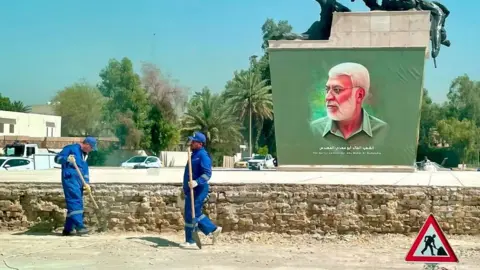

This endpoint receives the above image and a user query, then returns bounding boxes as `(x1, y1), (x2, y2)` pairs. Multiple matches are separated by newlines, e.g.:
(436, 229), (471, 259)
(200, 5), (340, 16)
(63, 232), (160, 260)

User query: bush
(87, 144), (118, 166)
(257, 145), (269, 155)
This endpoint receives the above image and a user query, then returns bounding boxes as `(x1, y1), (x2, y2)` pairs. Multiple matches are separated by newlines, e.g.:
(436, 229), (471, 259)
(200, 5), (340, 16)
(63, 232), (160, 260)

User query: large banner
(269, 48), (425, 166)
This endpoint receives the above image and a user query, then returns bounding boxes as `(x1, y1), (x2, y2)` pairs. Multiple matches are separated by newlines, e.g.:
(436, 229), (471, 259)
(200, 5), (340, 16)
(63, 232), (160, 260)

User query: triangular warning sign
(405, 214), (459, 263)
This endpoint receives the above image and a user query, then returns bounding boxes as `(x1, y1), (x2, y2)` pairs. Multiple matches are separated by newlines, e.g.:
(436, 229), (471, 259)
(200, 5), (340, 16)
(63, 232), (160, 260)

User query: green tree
(257, 145), (269, 155)
(140, 62), (186, 154)
(98, 57), (150, 149)
(146, 103), (180, 155)
(180, 87), (243, 164)
(445, 75), (480, 125)
(261, 19), (295, 50)
(418, 89), (446, 147)
(0, 94), (31, 113)
(9, 101), (31, 113)
(223, 19), (294, 157)
(436, 118), (479, 164)
(52, 82), (105, 136)
(224, 71), (273, 156)
(0, 94), (10, 110)
(251, 19), (296, 157)
(256, 19), (295, 85)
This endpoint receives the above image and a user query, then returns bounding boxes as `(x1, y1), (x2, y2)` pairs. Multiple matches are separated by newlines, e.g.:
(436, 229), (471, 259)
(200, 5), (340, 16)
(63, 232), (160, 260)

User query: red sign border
(405, 214), (459, 263)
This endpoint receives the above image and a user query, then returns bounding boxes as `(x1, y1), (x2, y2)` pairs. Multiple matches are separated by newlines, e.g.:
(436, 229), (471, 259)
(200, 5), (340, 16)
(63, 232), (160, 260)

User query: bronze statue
(419, 1), (451, 66)
(284, 0), (351, 41)
(353, 0), (451, 67)
(302, 0), (352, 40)
(356, 0), (417, 11)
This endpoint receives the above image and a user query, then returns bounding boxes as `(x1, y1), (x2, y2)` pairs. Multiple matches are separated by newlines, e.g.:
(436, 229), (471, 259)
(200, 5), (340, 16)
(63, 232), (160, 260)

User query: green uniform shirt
(310, 109), (388, 147)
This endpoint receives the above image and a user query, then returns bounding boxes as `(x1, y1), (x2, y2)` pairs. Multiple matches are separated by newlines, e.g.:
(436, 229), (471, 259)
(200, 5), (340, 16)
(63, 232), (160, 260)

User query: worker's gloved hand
(67, 155), (76, 164)
(83, 184), (91, 194)
(189, 180), (198, 188)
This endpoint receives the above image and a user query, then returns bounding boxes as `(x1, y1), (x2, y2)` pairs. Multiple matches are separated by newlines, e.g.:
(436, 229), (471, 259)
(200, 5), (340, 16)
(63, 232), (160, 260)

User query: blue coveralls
(55, 144), (89, 232)
(183, 147), (218, 243)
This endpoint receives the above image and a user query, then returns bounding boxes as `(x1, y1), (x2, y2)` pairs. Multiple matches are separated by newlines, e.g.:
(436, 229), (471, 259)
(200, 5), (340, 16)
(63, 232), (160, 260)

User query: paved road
(1, 168), (480, 187)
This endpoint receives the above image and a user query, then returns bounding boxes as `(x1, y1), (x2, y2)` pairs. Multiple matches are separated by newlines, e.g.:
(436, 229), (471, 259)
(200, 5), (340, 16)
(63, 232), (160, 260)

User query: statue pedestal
(269, 11), (431, 57)
(268, 11), (430, 173)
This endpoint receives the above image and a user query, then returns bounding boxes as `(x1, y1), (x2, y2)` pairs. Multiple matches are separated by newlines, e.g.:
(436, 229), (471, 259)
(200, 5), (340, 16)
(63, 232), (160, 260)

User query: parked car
(234, 157), (252, 168)
(121, 156), (162, 169)
(0, 157), (35, 171)
(248, 154), (275, 170)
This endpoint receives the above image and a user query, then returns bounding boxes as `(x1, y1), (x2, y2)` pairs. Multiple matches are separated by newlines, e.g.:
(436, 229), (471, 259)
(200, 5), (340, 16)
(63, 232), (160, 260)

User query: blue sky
(0, 0), (477, 105)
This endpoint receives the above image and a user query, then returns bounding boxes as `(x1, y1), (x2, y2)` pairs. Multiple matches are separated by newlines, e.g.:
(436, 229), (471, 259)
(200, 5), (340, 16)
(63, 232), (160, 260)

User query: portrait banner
(269, 48), (425, 166)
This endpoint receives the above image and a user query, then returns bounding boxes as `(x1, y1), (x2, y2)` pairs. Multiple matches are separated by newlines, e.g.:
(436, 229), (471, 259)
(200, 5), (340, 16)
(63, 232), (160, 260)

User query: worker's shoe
(76, 228), (89, 236)
(179, 242), (198, 249)
(212, 226), (222, 245)
(62, 230), (74, 236)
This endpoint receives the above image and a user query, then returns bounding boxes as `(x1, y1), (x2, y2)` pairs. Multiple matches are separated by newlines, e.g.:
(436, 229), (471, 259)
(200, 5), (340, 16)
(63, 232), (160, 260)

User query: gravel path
(0, 231), (479, 270)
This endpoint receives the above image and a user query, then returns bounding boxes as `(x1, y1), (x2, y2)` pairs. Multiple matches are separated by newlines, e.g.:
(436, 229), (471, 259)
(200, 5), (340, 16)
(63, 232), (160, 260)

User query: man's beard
(326, 91), (357, 121)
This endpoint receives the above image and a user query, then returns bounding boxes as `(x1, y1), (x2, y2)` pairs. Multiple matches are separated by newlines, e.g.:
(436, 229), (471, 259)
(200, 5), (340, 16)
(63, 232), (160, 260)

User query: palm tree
(224, 71), (273, 156)
(180, 87), (244, 160)
(8, 101), (31, 113)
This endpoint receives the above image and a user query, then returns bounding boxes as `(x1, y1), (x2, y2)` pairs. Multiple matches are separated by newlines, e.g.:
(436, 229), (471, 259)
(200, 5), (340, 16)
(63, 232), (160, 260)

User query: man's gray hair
(328, 62), (370, 97)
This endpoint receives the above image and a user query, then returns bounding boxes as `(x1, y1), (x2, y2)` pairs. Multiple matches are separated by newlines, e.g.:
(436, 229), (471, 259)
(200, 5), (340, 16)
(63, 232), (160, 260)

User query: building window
(0, 118), (16, 134)
(46, 122), (56, 137)
(46, 127), (55, 137)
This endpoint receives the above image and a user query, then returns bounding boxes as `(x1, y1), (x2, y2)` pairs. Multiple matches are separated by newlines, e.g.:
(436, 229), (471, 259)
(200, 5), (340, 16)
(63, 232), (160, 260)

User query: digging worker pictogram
(180, 131), (222, 249)
(54, 136), (97, 236)
(421, 234), (438, 256)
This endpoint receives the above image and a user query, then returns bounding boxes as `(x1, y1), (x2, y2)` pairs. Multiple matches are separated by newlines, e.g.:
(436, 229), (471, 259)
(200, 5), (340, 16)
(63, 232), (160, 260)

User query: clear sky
(0, 0), (477, 105)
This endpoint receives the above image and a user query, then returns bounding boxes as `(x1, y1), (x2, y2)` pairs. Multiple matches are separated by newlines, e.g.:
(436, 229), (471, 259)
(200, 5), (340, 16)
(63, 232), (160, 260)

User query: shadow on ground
(127, 236), (181, 248)
(12, 231), (63, 236)
(11, 221), (63, 236)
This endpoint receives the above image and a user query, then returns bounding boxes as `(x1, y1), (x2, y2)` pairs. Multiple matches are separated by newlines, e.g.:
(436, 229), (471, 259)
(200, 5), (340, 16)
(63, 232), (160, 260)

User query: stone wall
(1, 182), (480, 235)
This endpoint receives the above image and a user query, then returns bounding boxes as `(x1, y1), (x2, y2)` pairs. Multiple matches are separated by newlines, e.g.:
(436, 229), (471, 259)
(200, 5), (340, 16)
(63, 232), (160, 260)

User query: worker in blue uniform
(180, 131), (222, 249)
(55, 136), (97, 236)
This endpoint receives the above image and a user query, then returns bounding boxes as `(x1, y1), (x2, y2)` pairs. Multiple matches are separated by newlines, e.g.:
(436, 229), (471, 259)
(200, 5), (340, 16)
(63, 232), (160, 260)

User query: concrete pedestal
(269, 11), (431, 56)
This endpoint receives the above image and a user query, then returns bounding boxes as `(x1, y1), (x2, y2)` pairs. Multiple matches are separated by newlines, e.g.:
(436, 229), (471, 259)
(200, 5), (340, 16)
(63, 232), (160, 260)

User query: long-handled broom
(187, 146), (202, 249)
(71, 160), (108, 232)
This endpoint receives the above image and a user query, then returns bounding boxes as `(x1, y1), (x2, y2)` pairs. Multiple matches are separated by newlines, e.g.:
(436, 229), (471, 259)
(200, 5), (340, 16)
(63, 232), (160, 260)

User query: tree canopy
(52, 82), (105, 136)
(0, 94), (31, 113)
(3, 17), (478, 168)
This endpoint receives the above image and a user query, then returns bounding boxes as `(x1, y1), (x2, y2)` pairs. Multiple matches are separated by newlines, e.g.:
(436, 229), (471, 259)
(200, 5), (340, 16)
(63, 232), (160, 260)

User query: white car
(0, 157), (34, 171)
(121, 156), (162, 169)
(248, 154), (275, 170)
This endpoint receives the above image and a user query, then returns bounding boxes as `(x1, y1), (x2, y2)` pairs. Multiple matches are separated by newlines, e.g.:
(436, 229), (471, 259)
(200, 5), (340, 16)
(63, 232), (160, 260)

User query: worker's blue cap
(188, 132), (206, 144)
(83, 136), (98, 151)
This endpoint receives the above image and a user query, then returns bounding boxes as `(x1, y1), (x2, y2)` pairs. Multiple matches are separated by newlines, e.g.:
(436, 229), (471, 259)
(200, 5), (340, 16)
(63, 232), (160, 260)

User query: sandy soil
(0, 231), (479, 270)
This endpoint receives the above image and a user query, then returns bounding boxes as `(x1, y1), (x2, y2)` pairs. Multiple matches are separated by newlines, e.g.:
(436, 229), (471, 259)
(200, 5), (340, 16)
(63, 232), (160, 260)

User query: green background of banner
(269, 48), (425, 166)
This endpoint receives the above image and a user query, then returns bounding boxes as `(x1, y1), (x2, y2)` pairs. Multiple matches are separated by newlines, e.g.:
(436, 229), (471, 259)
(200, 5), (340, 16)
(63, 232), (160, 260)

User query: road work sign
(405, 214), (458, 263)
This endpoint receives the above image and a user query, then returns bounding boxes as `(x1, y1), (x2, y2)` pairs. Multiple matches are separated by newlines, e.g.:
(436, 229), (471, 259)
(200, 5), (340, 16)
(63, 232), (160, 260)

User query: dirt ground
(0, 231), (479, 270)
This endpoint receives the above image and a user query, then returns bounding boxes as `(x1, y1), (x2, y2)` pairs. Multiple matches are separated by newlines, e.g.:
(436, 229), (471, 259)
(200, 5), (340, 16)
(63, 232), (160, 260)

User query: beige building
(0, 110), (62, 137)
(30, 103), (56, 115)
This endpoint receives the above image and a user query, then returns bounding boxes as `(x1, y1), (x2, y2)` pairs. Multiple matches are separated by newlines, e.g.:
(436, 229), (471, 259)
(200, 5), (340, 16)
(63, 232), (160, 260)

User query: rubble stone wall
(1, 182), (479, 235)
